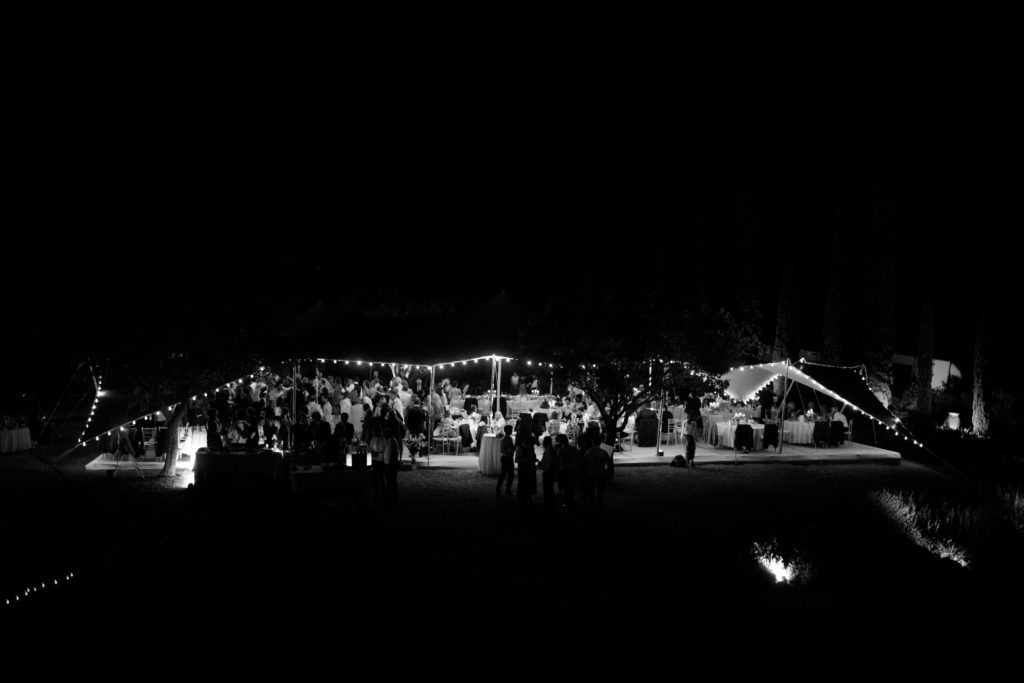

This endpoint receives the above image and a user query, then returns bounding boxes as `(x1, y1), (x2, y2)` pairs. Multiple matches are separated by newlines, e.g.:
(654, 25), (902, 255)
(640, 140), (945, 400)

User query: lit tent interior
(720, 361), (912, 447)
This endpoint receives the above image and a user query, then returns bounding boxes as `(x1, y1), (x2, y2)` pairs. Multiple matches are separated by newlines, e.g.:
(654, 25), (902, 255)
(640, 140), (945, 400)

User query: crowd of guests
(494, 421), (613, 515)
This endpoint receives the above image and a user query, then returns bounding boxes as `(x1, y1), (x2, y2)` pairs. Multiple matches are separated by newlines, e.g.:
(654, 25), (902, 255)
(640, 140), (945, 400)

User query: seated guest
(830, 405), (849, 428)
(492, 412), (506, 433)
(785, 401), (799, 420)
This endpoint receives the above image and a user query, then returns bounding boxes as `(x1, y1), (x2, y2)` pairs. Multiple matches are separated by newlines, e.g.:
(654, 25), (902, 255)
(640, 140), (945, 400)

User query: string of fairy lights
(3, 571), (75, 608)
(70, 367), (268, 453)
(290, 355), (515, 371)
(291, 355), (713, 378)
(723, 362), (929, 451)
(75, 365), (104, 448)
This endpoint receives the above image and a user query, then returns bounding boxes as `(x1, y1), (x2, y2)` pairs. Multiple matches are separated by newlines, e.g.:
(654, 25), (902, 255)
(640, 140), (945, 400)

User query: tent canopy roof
(721, 361), (898, 429)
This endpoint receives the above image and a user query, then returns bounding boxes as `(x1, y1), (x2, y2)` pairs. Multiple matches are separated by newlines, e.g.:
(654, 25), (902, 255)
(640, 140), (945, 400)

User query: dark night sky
(2, 8), (1018, 399)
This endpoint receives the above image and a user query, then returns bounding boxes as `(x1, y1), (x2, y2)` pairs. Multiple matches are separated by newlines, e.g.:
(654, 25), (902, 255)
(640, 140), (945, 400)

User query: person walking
(515, 435), (537, 514)
(555, 434), (580, 509)
(496, 424), (515, 496)
(539, 435), (559, 514)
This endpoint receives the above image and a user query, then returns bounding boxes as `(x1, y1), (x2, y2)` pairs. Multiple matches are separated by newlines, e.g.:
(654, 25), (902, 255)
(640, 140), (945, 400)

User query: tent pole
(778, 360), (791, 455)
(291, 363), (298, 451)
(496, 358), (503, 419)
(428, 364), (436, 467)
(655, 388), (663, 456)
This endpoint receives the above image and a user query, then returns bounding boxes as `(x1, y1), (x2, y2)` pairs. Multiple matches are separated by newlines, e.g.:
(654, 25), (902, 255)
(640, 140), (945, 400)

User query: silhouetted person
(555, 434), (580, 508)
(539, 435), (559, 514)
(684, 410), (700, 468)
(310, 412), (332, 455)
(406, 396), (427, 437)
(369, 422), (388, 506)
(336, 412), (354, 446)
(582, 442), (611, 513)
(515, 436), (537, 514)
(496, 425), (515, 496)
(383, 427), (401, 506)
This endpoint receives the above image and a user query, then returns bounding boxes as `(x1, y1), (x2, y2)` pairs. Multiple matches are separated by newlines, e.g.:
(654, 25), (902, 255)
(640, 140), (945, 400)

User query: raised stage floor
(421, 440), (901, 469)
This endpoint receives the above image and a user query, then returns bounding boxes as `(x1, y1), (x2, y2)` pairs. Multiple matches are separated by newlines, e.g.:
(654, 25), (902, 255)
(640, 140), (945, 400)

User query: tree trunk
(159, 402), (188, 477)
(972, 307), (989, 436)
(603, 416), (618, 482)
(916, 299), (934, 415)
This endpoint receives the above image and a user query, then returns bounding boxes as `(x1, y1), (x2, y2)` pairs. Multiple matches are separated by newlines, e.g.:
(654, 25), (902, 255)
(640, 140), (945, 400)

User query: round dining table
(783, 420), (815, 445)
(0, 427), (32, 454)
(716, 421), (765, 450)
(477, 433), (502, 475)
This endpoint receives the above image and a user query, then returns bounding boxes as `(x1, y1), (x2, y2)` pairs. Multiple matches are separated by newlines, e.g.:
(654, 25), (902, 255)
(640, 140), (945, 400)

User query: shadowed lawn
(3, 449), (1020, 653)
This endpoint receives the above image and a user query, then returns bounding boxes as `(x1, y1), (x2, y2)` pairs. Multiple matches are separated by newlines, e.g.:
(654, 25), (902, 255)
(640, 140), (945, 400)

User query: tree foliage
(520, 291), (760, 445)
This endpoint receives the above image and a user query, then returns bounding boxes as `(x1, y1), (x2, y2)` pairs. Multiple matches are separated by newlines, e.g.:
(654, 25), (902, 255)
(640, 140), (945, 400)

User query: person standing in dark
(383, 427), (401, 506)
(405, 396), (427, 438)
(514, 435), (537, 514)
(309, 412), (332, 456)
(369, 422), (388, 506)
(539, 435), (559, 514)
(684, 409), (700, 468)
(496, 424), (515, 496)
(336, 412), (354, 446)
(555, 434), (580, 509)
(515, 412), (536, 447)
(206, 408), (222, 450)
(582, 442), (611, 513)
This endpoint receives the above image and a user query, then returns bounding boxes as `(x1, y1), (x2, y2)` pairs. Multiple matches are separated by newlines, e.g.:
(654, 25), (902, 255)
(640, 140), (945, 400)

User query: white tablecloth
(716, 422), (764, 450)
(478, 434), (502, 475)
(177, 426), (208, 458)
(0, 428), (32, 453)
(784, 420), (814, 445)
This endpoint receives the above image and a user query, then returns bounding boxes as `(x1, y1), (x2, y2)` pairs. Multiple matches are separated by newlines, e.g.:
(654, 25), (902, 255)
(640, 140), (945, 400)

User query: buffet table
(478, 434), (502, 475)
(0, 428), (32, 454)
(783, 420), (815, 445)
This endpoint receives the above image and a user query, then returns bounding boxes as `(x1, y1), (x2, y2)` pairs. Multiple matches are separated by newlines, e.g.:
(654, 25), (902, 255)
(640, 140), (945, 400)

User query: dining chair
(664, 418), (677, 445)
